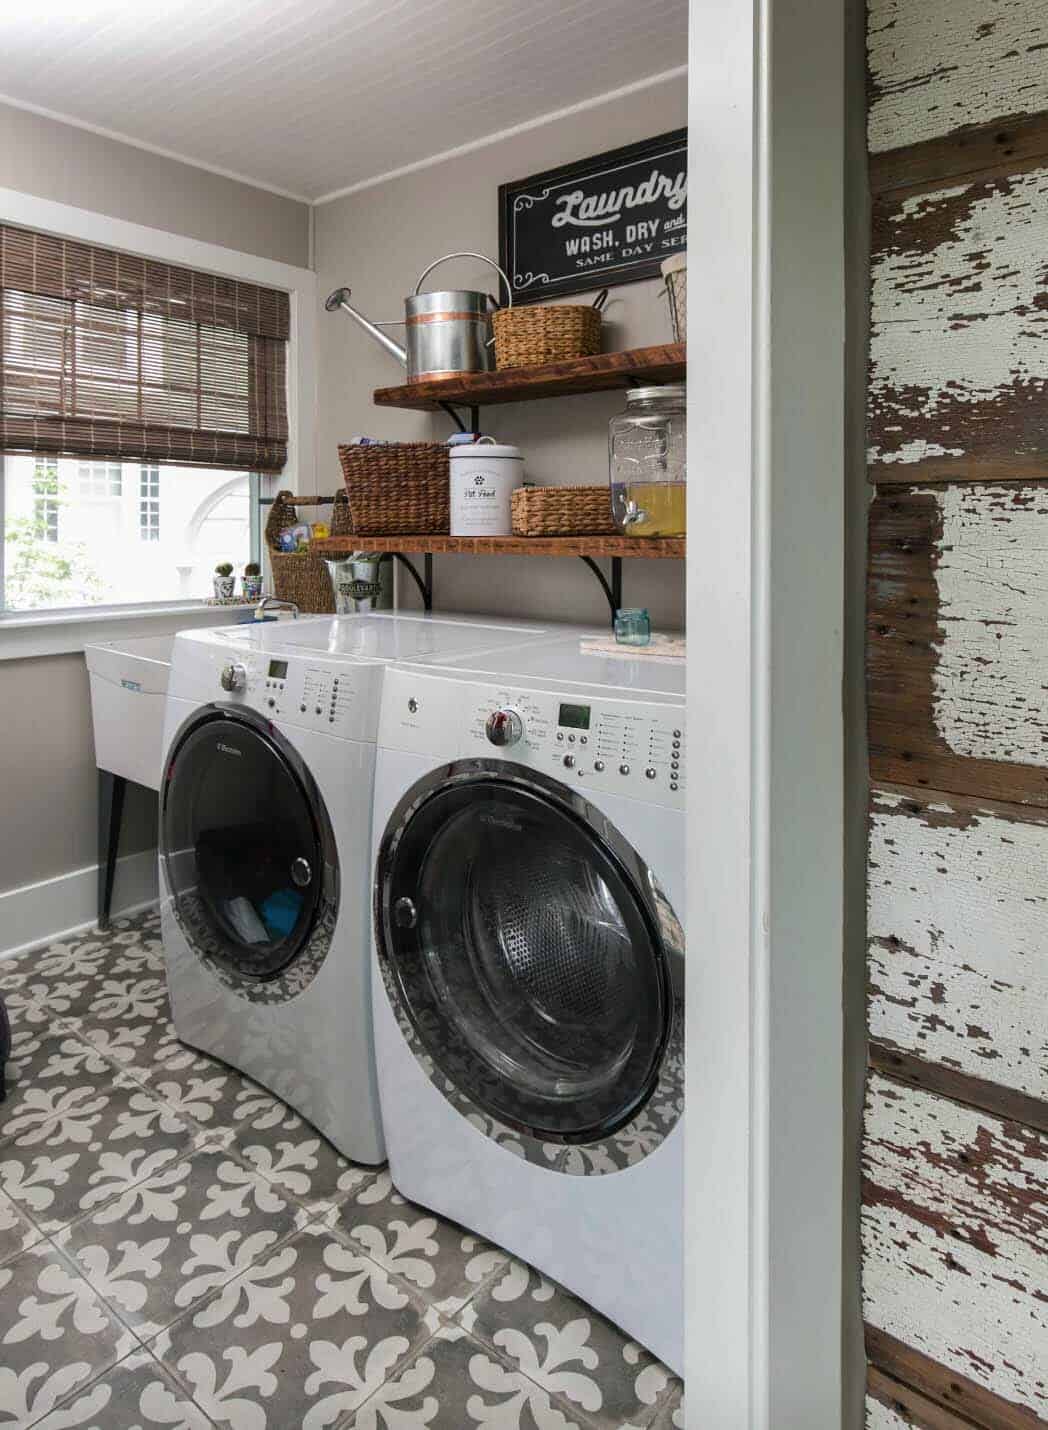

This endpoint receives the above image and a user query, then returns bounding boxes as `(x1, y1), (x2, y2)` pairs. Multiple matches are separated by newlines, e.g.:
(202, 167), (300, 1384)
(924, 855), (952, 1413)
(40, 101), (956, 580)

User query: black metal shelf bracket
(579, 555), (623, 624)
(379, 552), (434, 611)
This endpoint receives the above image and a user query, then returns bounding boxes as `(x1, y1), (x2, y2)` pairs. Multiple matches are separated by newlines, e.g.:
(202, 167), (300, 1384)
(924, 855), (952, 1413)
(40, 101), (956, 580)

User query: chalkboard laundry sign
(499, 128), (687, 305)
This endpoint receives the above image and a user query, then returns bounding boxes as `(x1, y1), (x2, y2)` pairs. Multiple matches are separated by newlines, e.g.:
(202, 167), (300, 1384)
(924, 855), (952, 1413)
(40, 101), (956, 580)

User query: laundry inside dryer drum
(380, 777), (670, 1143)
(163, 714), (326, 981)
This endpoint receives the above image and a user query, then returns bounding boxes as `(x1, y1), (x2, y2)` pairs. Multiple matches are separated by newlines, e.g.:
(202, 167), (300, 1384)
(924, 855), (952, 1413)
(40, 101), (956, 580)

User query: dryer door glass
(162, 714), (324, 980)
(378, 776), (670, 1142)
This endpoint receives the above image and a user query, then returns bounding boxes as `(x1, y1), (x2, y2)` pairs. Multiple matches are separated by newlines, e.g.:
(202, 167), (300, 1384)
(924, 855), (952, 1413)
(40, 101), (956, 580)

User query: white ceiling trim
(0, 91), (312, 205)
(311, 66), (689, 206)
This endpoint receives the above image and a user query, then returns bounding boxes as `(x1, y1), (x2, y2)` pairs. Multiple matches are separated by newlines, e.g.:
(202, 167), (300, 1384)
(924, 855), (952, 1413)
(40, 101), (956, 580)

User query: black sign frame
(498, 128), (687, 306)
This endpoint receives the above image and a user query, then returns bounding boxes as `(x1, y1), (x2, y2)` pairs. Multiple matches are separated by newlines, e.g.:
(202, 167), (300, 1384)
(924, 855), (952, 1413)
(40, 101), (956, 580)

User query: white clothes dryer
(158, 612), (556, 1164)
(370, 636), (685, 1369)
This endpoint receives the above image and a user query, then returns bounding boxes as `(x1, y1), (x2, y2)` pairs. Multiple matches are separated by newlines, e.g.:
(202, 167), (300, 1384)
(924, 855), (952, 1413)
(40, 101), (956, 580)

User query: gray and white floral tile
(0, 1031), (116, 1147)
(0, 911), (685, 1428)
(29, 1347), (215, 1430)
(347, 1321), (587, 1429)
(461, 1259), (676, 1429)
(0, 1189), (42, 1269)
(233, 1107), (377, 1214)
(0, 1076), (200, 1234)
(330, 1170), (509, 1315)
(650, 1386), (685, 1427)
(55, 1141), (308, 1340)
(149, 1221), (436, 1429)
(0, 1240), (139, 1427)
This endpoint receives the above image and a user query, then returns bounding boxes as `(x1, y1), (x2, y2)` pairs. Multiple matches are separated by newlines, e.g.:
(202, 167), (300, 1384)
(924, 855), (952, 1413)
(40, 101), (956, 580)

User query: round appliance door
(162, 709), (337, 992)
(376, 763), (673, 1147)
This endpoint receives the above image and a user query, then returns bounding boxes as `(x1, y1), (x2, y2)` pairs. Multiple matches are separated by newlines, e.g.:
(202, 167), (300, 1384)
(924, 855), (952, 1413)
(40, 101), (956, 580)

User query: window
(0, 218), (294, 621)
(139, 465), (160, 542)
(79, 462), (123, 499)
(31, 458), (59, 544)
(1, 455), (258, 611)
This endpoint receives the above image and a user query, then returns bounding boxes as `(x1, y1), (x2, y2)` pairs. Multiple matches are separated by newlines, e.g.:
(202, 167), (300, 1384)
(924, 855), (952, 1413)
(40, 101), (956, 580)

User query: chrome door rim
(375, 758), (684, 1176)
(161, 704), (339, 1005)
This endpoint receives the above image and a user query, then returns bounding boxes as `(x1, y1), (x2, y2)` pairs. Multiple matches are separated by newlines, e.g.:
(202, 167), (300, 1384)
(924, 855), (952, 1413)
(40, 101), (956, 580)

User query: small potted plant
(242, 562), (263, 601)
(213, 562), (235, 599)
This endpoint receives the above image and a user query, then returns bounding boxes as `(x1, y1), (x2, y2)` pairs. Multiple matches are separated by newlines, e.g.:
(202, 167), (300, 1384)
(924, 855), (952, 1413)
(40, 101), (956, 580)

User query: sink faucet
(255, 596), (299, 620)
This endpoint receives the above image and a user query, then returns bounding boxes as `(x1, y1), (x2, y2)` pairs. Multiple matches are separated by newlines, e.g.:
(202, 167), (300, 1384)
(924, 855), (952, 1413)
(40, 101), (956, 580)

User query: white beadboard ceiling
(0, 0), (688, 204)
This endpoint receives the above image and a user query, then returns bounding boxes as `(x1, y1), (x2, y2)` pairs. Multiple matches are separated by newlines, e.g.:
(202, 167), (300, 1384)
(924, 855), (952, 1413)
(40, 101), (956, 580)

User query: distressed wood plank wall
(865, 3), (1048, 1427)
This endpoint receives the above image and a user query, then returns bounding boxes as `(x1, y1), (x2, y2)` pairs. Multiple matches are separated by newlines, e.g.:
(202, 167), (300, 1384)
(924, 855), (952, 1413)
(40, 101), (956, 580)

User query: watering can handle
(413, 252), (513, 308)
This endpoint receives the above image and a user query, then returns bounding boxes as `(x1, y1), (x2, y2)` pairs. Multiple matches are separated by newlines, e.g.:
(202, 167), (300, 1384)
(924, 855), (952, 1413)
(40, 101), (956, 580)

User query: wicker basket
(511, 484), (615, 538)
(492, 305), (602, 370)
(265, 490), (352, 614)
(338, 442), (449, 535)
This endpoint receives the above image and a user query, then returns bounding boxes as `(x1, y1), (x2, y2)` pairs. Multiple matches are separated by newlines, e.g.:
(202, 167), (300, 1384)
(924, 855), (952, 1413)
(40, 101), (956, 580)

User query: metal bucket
(405, 252), (511, 382)
(323, 555), (385, 614)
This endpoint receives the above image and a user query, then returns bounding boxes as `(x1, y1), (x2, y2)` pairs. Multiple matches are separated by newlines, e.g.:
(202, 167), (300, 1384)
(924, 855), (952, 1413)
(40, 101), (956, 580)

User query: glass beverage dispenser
(608, 384), (687, 537)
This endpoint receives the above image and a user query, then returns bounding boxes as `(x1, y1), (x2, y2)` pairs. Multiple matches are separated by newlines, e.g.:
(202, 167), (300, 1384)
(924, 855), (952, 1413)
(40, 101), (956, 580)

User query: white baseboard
(0, 848), (159, 961)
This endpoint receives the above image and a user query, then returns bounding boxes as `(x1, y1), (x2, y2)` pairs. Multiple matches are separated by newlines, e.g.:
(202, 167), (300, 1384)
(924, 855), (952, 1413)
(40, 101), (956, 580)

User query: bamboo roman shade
(0, 224), (290, 472)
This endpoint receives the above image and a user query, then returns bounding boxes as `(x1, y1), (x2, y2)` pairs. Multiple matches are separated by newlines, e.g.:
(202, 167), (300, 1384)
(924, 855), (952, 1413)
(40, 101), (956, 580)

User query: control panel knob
(485, 708), (524, 747)
(562, 754), (576, 769)
(219, 661), (247, 693)
(594, 759), (605, 772)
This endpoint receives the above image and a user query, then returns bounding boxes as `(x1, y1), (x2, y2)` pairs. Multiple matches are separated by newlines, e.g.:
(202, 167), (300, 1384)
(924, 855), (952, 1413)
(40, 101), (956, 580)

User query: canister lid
(626, 383), (686, 403)
(449, 440), (521, 459)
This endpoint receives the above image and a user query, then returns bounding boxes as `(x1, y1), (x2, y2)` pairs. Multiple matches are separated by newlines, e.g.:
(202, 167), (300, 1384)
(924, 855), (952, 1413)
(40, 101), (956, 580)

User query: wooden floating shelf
(312, 534), (684, 559)
(372, 342), (685, 411)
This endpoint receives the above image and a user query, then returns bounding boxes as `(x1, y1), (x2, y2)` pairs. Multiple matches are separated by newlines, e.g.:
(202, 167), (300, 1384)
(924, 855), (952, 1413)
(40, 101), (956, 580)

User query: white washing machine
(370, 636), (685, 1370)
(158, 612), (559, 1165)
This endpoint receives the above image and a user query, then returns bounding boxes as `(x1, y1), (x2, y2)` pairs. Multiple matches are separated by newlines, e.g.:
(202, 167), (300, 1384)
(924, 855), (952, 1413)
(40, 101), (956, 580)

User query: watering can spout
(325, 286), (407, 368)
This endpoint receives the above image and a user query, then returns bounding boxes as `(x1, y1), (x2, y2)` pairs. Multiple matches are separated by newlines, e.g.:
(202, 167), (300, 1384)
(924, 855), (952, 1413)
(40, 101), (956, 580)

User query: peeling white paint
(923, 484), (1048, 765)
(863, 1075), (1047, 1419)
(868, 437), (965, 467)
(869, 790), (1048, 1099)
(868, 0), (1048, 153)
(865, 1396), (912, 1429)
(868, 168), (1048, 465)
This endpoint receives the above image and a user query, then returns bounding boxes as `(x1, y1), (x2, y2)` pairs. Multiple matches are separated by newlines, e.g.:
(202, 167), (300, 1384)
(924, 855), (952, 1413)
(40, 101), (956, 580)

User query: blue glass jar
(614, 608), (651, 646)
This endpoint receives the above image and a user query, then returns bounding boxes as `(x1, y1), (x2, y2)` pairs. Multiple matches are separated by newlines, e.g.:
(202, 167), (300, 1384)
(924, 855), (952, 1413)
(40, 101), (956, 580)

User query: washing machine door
(376, 760), (677, 1151)
(162, 708), (338, 992)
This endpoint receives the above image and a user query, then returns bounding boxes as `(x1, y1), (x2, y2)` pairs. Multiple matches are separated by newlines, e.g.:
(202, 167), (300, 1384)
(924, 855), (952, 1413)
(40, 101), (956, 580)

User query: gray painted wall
(0, 106), (310, 903)
(314, 74), (687, 630)
(0, 102), (309, 267)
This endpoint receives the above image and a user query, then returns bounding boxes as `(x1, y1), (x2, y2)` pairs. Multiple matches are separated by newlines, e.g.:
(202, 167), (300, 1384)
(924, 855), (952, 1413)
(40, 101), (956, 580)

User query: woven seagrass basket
(265, 490), (352, 614)
(511, 484), (615, 538)
(492, 304), (602, 370)
(338, 442), (449, 535)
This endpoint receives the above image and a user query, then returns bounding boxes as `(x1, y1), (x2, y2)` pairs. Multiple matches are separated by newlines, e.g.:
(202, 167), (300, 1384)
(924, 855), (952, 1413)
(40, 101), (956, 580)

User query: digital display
(268, 660), (289, 679)
(558, 702), (591, 730)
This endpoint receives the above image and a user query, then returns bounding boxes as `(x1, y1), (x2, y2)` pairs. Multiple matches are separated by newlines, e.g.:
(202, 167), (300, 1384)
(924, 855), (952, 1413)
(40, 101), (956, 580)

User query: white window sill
(0, 602), (249, 661)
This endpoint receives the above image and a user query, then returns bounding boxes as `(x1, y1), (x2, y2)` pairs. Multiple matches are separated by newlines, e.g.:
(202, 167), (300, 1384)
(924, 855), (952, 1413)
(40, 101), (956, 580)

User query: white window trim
(0, 185), (316, 660)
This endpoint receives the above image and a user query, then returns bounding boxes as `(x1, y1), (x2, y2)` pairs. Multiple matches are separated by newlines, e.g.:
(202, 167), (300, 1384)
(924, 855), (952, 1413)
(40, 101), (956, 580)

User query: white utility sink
(85, 634), (174, 791)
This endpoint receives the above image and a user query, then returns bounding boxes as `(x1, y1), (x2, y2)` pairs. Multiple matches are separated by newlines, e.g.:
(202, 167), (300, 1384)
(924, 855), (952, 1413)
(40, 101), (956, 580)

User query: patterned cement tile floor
(0, 910), (685, 1430)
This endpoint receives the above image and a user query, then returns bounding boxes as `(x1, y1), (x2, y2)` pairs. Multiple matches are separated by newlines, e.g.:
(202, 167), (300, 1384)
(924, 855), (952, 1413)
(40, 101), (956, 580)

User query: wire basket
(265, 490), (352, 613)
(492, 303), (602, 369)
(511, 485), (615, 537)
(338, 442), (450, 535)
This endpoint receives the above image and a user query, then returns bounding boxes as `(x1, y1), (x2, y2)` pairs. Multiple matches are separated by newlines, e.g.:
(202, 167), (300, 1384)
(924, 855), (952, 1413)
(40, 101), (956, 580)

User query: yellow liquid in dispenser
(626, 482), (686, 537)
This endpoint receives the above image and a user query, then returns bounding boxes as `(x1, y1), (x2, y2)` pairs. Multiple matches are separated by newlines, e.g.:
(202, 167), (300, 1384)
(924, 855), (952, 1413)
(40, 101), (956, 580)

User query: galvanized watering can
(325, 251), (512, 382)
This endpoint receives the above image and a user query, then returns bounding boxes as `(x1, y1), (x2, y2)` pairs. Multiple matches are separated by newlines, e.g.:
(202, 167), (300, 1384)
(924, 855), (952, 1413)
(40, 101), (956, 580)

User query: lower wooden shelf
(311, 534), (685, 559)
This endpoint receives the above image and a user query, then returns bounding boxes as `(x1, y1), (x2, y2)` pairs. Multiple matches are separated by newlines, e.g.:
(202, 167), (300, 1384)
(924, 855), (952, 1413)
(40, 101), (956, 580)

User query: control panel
(381, 669), (684, 808)
(208, 649), (377, 739)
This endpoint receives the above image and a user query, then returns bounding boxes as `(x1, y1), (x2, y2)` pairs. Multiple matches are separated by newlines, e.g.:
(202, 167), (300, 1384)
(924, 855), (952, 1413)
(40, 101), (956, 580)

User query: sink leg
(97, 770), (127, 931)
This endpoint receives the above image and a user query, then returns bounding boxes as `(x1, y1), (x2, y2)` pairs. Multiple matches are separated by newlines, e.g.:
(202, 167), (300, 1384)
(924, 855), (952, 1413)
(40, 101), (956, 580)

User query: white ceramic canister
(449, 437), (523, 537)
